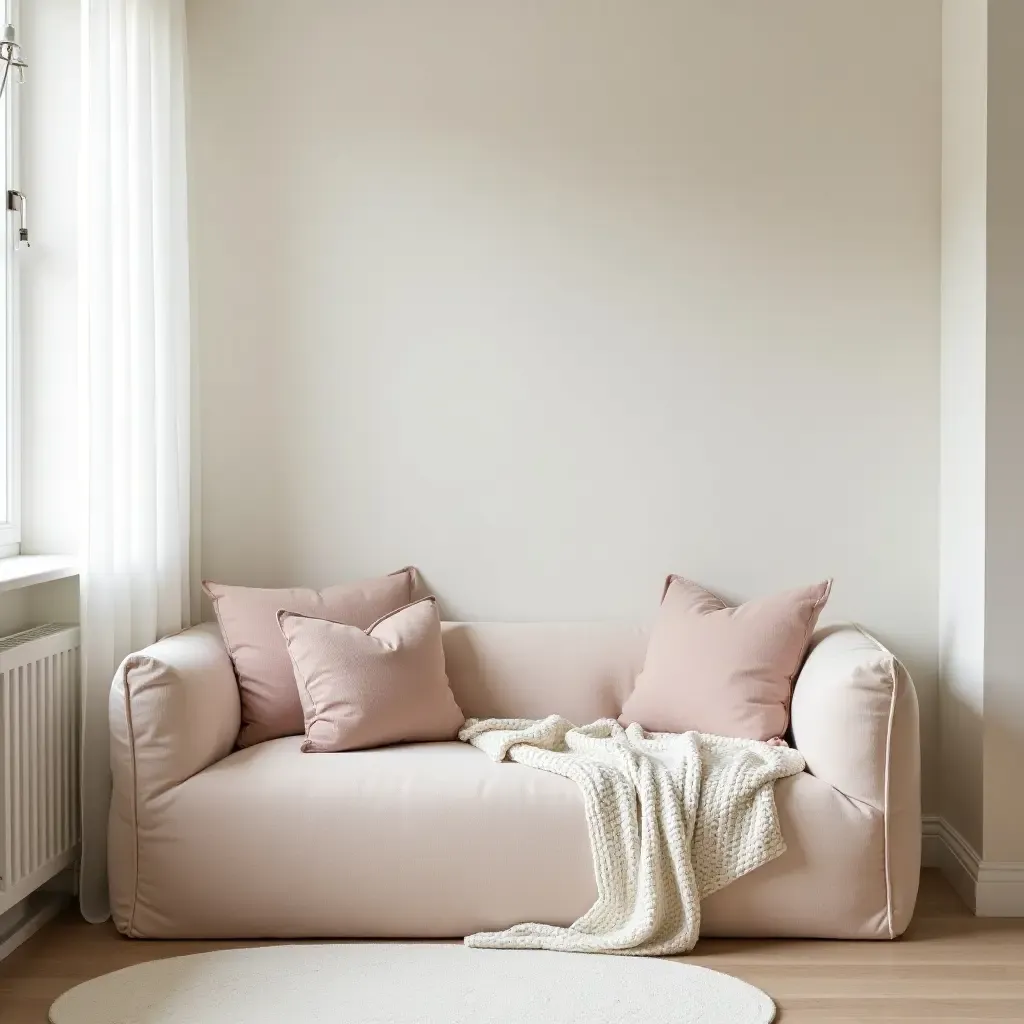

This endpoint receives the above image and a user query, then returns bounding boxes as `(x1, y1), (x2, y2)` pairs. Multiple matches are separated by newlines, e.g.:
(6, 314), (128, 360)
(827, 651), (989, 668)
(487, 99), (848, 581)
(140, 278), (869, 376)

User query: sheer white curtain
(78, 0), (193, 922)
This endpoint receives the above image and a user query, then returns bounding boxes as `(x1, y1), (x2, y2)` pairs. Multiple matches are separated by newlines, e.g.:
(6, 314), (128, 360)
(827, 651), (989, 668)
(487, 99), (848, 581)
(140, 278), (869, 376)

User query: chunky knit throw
(459, 716), (805, 956)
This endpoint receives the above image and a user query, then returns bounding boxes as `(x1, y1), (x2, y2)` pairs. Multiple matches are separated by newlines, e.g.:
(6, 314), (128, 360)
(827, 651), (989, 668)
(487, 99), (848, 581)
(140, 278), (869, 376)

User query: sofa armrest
(790, 623), (921, 936)
(109, 623), (239, 934)
(109, 622), (240, 800)
(791, 625), (919, 812)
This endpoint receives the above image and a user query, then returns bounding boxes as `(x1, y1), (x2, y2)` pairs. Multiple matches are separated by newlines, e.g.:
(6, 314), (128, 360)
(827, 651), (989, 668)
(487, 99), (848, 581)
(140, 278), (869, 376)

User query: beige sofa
(108, 620), (921, 940)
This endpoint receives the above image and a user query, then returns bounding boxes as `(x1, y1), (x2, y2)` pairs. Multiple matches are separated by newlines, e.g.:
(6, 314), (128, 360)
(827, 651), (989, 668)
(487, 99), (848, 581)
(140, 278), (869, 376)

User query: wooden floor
(1, 870), (1022, 1022)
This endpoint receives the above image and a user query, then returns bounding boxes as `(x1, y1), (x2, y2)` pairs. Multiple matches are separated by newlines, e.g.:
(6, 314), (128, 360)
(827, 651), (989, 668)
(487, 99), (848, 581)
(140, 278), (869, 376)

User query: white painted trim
(0, 553), (78, 591)
(0, 891), (68, 962)
(920, 814), (943, 866)
(921, 815), (978, 911)
(921, 815), (1024, 916)
(976, 861), (1024, 917)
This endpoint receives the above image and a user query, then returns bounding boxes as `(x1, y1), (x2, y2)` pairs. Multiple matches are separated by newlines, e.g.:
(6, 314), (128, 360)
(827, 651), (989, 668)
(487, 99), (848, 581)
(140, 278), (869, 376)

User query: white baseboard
(922, 815), (978, 910)
(0, 891), (69, 962)
(922, 815), (1024, 916)
(976, 861), (1024, 917)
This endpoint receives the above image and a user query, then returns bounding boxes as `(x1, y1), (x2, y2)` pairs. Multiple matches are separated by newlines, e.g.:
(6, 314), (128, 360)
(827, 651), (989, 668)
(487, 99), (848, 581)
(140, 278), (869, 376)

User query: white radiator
(0, 624), (80, 915)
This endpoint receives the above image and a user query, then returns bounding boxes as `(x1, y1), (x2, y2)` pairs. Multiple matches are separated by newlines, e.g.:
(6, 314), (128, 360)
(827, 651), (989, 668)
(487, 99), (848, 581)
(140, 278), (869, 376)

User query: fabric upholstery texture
(789, 624), (921, 937)
(280, 597), (464, 752)
(108, 623), (241, 934)
(107, 619), (920, 941)
(203, 568), (419, 747)
(619, 576), (832, 741)
(441, 621), (647, 723)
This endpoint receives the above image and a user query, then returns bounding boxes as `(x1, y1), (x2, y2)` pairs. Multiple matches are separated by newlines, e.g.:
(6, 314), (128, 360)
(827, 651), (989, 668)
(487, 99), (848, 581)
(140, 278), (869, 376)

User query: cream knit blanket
(459, 716), (805, 956)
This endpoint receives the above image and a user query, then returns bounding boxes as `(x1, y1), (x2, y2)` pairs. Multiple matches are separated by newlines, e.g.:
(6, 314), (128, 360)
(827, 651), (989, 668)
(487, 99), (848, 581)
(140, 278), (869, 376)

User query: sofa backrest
(441, 621), (649, 723)
(441, 621), (904, 733)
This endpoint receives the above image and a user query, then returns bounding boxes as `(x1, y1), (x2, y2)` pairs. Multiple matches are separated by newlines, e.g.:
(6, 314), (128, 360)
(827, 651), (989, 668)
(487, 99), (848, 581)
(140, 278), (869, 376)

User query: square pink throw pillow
(620, 575), (832, 742)
(204, 568), (421, 747)
(278, 597), (465, 753)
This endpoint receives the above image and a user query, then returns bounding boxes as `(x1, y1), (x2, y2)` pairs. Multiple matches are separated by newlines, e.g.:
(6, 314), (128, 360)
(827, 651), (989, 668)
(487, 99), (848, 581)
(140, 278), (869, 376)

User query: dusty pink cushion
(204, 568), (420, 747)
(278, 597), (464, 753)
(620, 576), (832, 742)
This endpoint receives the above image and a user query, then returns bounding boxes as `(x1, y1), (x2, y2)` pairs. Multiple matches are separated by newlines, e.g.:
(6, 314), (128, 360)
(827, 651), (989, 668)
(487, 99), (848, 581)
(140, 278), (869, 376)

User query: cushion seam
(278, 621), (322, 748)
(120, 656), (145, 938)
(852, 623), (897, 940)
(782, 579), (834, 733)
(390, 565), (418, 602)
(792, 580), (834, 684)
(201, 587), (238, 661)
(881, 654), (898, 940)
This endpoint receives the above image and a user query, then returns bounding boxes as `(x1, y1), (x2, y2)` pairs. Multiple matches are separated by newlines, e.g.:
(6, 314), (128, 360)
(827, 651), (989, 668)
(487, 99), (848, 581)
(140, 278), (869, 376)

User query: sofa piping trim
(120, 654), (146, 939)
(853, 623), (898, 940)
(788, 579), (834, 733)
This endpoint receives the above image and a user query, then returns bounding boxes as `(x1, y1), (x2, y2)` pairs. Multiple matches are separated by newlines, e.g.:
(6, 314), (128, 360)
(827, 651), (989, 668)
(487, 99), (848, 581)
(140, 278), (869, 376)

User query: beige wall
(982, 0), (1024, 865)
(188, 0), (941, 807)
(939, 0), (987, 854)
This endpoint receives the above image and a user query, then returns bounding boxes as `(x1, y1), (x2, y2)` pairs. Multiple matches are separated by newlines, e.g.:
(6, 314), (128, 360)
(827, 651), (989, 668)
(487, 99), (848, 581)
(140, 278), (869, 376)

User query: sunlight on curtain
(78, 0), (192, 923)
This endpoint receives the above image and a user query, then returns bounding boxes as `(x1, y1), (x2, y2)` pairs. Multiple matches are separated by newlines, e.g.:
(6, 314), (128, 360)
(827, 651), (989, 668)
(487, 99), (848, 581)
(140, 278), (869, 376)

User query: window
(0, 0), (23, 555)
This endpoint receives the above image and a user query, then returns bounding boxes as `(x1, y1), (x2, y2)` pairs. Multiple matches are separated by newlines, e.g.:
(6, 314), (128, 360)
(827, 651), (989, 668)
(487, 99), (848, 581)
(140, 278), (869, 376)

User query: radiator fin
(0, 625), (80, 913)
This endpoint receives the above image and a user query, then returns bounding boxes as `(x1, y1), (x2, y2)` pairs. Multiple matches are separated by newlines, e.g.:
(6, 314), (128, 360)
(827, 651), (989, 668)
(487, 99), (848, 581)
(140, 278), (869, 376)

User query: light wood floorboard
(1, 870), (1022, 1022)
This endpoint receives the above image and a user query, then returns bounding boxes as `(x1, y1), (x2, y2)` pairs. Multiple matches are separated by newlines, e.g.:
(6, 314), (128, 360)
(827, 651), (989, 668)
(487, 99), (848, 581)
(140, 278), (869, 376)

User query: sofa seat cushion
(120, 738), (892, 940)
(124, 738), (597, 939)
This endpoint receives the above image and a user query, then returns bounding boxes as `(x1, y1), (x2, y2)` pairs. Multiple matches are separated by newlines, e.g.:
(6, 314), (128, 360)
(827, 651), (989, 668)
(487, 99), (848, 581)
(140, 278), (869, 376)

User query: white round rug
(50, 944), (775, 1023)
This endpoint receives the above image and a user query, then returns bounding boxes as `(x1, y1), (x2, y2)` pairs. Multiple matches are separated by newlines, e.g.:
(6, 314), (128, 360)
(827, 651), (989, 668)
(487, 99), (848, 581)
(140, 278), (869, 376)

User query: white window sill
(0, 555), (79, 593)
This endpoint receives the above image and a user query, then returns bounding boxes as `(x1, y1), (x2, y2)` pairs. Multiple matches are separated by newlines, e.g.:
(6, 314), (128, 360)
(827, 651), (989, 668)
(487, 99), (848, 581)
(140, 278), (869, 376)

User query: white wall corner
(922, 815), (1024, 916)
